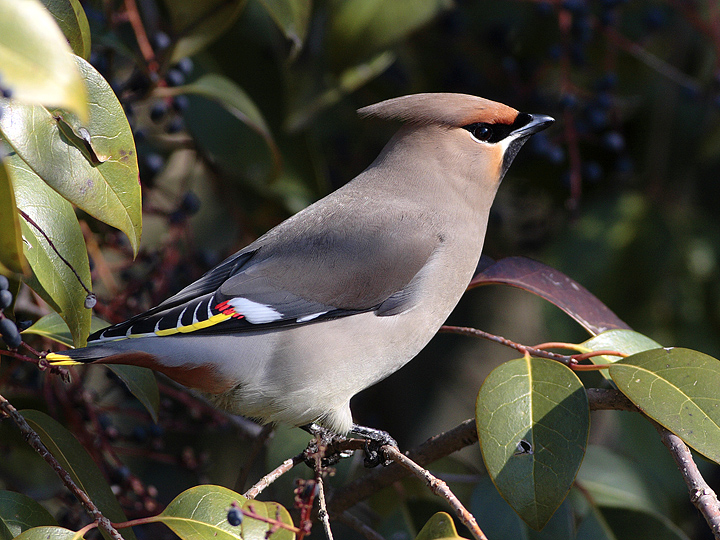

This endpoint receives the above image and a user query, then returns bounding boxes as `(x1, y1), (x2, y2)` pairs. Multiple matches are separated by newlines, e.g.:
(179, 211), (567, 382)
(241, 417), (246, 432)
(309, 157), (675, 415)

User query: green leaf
(240, 498), (295, 540)
(470, 476), (574, 539)
(476, 357), (589, 530)
(0, 490), (57, 538)
(40, 0), (91, 59)
(414, 512), (466, 540)
(0, 158), (26, 275)
(600, 508), (690, 540)
(0, 56), (142, 255)
(328, 0), (451, 66)
(285, 51), (396, 132)
(20, 410), (137, 540)
(581, 329), (662, 379)
(156, 485), (246, 539)
(0, 0), (88, 122)
(257, 0), (312, 58)
(576, 446), (664, 515)
(7, 154), (91, 346)
(13, 526), (76, 540)
(609, 347), (720, 465)
(106, 365), (160, 424)
(22, 312), (108, 347)
(161, 74), (280, 175)
(575, 505), (616, 540)
(162, 0), (247, 63)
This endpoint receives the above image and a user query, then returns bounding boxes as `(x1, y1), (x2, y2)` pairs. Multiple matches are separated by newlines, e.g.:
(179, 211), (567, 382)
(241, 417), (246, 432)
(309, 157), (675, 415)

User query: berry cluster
(0, 276), (21, 349)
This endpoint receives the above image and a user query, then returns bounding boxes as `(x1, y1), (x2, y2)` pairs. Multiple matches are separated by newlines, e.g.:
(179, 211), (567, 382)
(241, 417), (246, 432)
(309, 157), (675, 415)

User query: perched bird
(48, 93), (553, 438)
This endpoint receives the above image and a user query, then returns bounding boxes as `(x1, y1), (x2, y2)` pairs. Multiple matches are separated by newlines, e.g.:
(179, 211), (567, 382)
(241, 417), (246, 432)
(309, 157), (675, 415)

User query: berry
(172, 95), (190, 112)
(84, 294), (97, 309)
(144, 153), (165, 176)
(227, 507), (243, 527)
(180, 191), (201, 215)
(150, 102), (168, 123)
(165, 69), (185, 87)
(175, 57), (194, 76)
(166, 116), (185, 134)
(153, 32), (172, 51)
(602, 131), (625, 152)
(0, 289), (12, 309)
(0, 317), (21, 349)
(0, 275), (8, 291)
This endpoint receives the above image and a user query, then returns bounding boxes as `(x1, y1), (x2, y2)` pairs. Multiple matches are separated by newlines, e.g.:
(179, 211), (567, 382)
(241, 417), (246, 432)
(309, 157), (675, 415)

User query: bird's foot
(350, 423), (398, 468)
(301, 423), (355, 468)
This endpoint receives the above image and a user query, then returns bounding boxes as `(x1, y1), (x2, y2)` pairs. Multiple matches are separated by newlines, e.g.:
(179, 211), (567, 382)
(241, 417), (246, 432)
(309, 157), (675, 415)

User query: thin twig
(440, 325), (576, 365)
(17, 209), (93, 297)
(335, 512), (386, 540)
(655, 424), (720, 539)
(315, 449), (334, 540)
(243, 452), (305, 500)
(0, 393), (125, 540)
(382, 446), (487, 540)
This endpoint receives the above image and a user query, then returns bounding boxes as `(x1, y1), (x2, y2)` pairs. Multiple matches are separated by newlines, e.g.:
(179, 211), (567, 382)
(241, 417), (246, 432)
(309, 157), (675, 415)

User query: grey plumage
(47, 93), (553, 434)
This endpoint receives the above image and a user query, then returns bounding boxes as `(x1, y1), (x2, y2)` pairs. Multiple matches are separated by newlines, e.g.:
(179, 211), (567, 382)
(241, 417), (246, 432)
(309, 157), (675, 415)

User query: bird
(47, 93), (553, 441)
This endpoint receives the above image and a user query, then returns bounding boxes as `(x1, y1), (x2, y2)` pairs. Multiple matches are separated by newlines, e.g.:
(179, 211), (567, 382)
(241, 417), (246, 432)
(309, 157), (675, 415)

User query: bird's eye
(467, 124), (493, 142)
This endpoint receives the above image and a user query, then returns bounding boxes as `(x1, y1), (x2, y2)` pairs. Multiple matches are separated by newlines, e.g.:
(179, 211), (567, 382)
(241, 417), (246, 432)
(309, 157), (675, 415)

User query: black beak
(511, 113), (555, 138)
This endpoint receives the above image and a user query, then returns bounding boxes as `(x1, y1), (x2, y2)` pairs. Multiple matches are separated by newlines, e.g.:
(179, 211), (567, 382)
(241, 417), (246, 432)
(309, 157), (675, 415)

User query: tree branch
(0, 393), (125, 540)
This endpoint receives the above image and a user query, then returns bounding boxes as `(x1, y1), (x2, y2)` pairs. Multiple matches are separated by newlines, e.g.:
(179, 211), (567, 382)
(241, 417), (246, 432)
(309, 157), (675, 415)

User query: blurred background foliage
(4, 0), (720, 538)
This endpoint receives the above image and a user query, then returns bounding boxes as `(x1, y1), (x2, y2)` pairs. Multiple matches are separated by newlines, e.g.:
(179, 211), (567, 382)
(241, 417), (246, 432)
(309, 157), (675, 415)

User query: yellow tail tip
(45, 353), (82, 366)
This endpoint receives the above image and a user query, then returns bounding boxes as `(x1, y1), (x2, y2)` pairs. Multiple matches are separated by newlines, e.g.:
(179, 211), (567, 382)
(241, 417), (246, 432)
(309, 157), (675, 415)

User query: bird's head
(358, 93), (554, 195)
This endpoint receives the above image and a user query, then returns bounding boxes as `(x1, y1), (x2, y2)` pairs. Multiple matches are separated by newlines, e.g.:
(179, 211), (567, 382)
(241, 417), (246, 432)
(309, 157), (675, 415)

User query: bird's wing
(90, 214), (437, 342)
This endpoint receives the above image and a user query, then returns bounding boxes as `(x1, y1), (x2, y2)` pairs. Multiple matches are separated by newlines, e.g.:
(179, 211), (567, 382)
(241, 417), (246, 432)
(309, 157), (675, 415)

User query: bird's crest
(358, 93), (519, 128)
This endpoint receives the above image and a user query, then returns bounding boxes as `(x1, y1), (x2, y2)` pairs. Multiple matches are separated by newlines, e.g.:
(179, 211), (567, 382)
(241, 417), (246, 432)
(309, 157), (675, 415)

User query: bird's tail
(46, 345), (118, 366)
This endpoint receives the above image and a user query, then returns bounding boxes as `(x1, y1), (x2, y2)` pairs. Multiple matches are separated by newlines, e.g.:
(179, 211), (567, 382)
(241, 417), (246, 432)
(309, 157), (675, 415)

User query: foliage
(2, 0), (720, 539)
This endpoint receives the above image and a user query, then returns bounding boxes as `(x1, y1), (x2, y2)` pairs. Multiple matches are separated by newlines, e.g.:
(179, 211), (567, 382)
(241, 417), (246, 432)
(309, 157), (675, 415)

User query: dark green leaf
(257, 0), (311, 58)
(575, 504), (616, 540)
(161, 0), (248, 63)
(20, 410), (137, 540)
(107, 365), (160, 424)
(285, 51), (396, 132)
(600, 508), (690, 540)
(576, 445), (664, 514)
(609, 347), (720, 464)
(40, 0), (91, 59)
(476, 357), (589, 530)
(0, 0), (88, 121)
(7, 154), (91, 346)
(0, 56), (142, 255)
(22, 312), (108, 347)
(161, 74), (280, 176)
(0, 158), (26, 275)
(13, 526), (76, 540)
(329, 0), (452, 66)
(0, 490), (57, 538)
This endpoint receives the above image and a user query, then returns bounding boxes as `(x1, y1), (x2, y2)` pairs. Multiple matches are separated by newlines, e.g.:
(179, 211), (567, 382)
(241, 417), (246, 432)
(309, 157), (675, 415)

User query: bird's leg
(301, 423), (354, 468)
(350, 423), (398, 468)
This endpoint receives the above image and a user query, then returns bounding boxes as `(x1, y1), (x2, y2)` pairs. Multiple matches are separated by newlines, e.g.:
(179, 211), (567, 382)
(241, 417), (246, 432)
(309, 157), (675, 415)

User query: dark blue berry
(165, 69), (185, 87)
(166, 116), (185, 134)
(0, 317), (21, 349)
(150, 102), (168, 123)
(546, 145), (565, 164)
(602, 131), (625, 152)
(132, 426), (148, 442)
(583, 161), (603, 182)
(175, 57), (194, 76)
(227, 507), (243, 527)
(84, 294), (97, 309)
(180, 191), (201, 215)
(153, 32), (172, 51)
(144, 153), (165, 175)
(172, 95), (190, 112)
(0, 289), (12, 309)
(0, 275), (9, 290)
